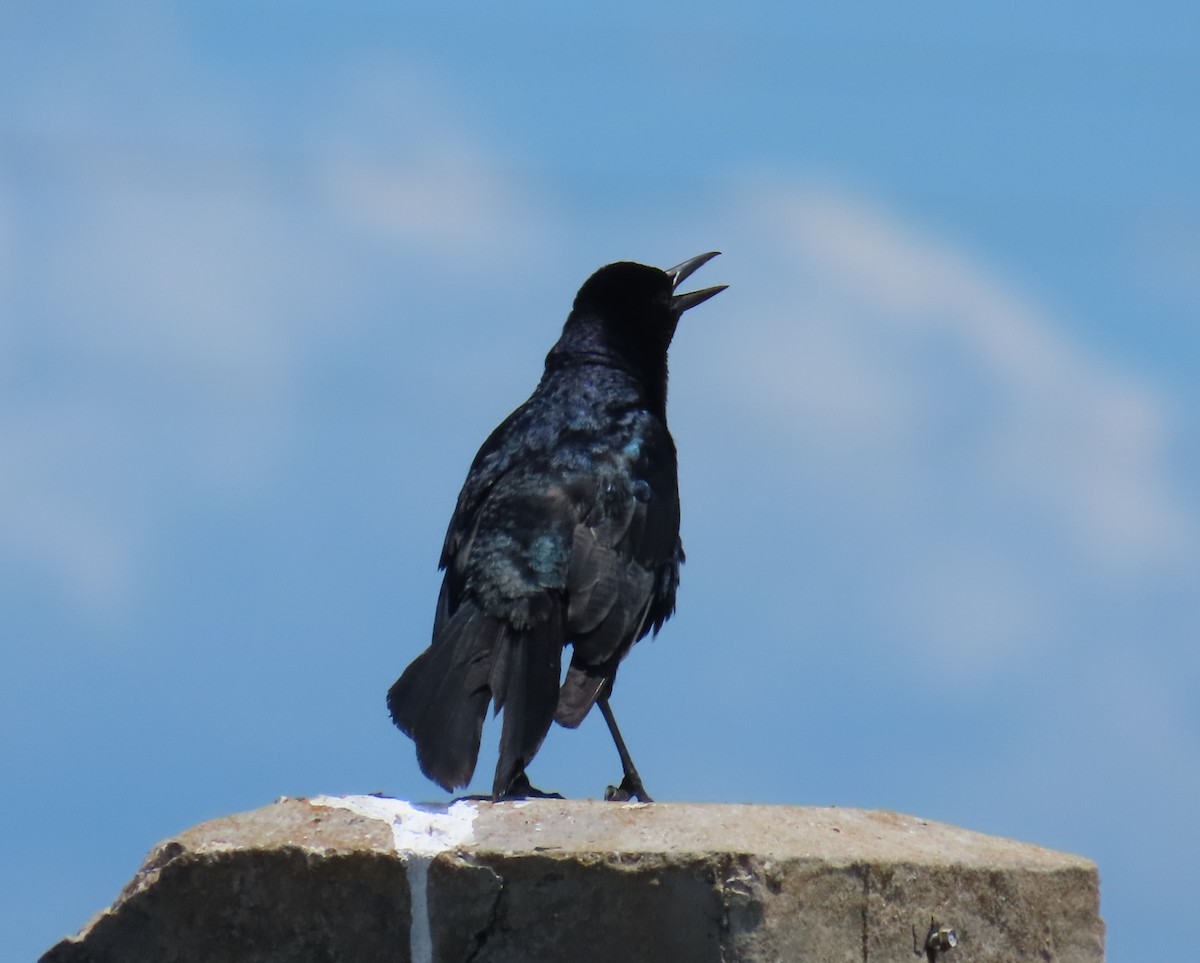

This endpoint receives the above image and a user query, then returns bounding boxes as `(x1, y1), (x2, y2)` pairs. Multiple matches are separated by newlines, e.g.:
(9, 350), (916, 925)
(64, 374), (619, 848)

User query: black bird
(388, 252), (726, 801)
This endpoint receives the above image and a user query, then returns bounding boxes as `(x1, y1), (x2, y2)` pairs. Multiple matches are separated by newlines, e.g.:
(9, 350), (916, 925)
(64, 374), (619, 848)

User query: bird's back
(444, 359), (681, 640)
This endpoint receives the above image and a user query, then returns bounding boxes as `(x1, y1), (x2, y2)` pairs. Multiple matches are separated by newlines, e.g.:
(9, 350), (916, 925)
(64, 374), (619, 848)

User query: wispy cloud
(0, 33), (557, 620)
(314, 63), (559, 268)
(685, 179), (1197, 678)
(0, 402), (141, 618)
(5, 15), (1192, 661)
(735, 181), (1192, 573)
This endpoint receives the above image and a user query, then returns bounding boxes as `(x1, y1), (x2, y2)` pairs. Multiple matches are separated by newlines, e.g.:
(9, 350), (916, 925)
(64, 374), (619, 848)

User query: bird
(387, 252), (726, 801)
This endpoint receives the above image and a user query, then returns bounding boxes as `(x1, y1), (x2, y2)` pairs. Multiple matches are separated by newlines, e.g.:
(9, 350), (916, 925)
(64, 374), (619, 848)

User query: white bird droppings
(311, 795), (479, 963)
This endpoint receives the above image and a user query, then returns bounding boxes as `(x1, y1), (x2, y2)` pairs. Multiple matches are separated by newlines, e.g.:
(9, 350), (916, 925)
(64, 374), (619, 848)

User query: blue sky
(3, 3), (1198, 960)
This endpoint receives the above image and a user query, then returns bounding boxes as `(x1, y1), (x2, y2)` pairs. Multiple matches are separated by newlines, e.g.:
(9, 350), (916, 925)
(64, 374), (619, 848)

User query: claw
(492, 770), (563, 801)
(604, 773), (653, 803)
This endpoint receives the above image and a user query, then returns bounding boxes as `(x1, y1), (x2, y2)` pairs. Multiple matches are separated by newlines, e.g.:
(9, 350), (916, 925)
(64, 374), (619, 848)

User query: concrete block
(42, 796), (1104, 962)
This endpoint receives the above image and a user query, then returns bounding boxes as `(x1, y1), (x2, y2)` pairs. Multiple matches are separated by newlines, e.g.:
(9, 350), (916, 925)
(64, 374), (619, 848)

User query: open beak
(667, 251), (728, 314)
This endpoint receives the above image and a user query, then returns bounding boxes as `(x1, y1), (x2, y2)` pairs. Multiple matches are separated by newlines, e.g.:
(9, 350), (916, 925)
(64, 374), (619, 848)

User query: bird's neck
(544, 335), (669, 421)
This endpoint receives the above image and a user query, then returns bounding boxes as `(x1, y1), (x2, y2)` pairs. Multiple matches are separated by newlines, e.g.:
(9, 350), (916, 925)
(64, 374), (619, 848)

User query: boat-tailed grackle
(388, 253), (726, 801)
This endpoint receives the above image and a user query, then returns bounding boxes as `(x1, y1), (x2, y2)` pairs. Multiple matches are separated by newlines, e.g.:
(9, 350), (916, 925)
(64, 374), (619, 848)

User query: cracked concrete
(41, 796), (1104, 963)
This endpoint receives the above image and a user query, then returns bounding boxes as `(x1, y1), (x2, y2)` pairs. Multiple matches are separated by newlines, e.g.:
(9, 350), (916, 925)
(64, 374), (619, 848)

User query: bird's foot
(604, 773), (654, 803)
(493, 771), (564, 802)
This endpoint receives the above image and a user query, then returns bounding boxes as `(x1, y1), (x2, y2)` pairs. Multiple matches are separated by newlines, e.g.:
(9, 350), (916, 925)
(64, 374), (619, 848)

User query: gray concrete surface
(42, 795), (1104, 962)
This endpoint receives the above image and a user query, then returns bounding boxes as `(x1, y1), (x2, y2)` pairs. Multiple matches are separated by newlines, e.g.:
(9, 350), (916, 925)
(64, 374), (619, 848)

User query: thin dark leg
(598, 696), (653, 802)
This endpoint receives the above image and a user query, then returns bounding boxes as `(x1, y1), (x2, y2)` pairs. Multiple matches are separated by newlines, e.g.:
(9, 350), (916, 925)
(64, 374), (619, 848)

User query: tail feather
(387, 604), (502, 791)
(389, 600), (565, 797)
(492, 611), (564, 797)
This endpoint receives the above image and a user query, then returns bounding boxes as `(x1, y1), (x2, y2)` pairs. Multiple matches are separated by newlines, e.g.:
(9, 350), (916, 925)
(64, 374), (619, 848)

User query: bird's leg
(598, 696), (653, 802)
(492, 768), (564, 802)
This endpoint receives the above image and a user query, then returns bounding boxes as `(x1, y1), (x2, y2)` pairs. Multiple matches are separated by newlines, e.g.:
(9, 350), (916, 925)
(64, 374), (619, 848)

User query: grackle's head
(570, 252), (726, 357)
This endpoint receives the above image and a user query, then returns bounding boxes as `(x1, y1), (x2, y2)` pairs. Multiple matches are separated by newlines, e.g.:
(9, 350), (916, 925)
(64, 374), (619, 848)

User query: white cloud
(314, 63), (558, 267)
(324, 142), (537, 255)
(894, 547), (1051, 674)
(731, 181), (1192, 574)
(5, 15), (1191, 654)
(0, 402), (141, 618)
(0, 191), (10, 364)
(0, 30), (557, 621)
(672, 178), (1198, 678)
(0, 139), (348, 610)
